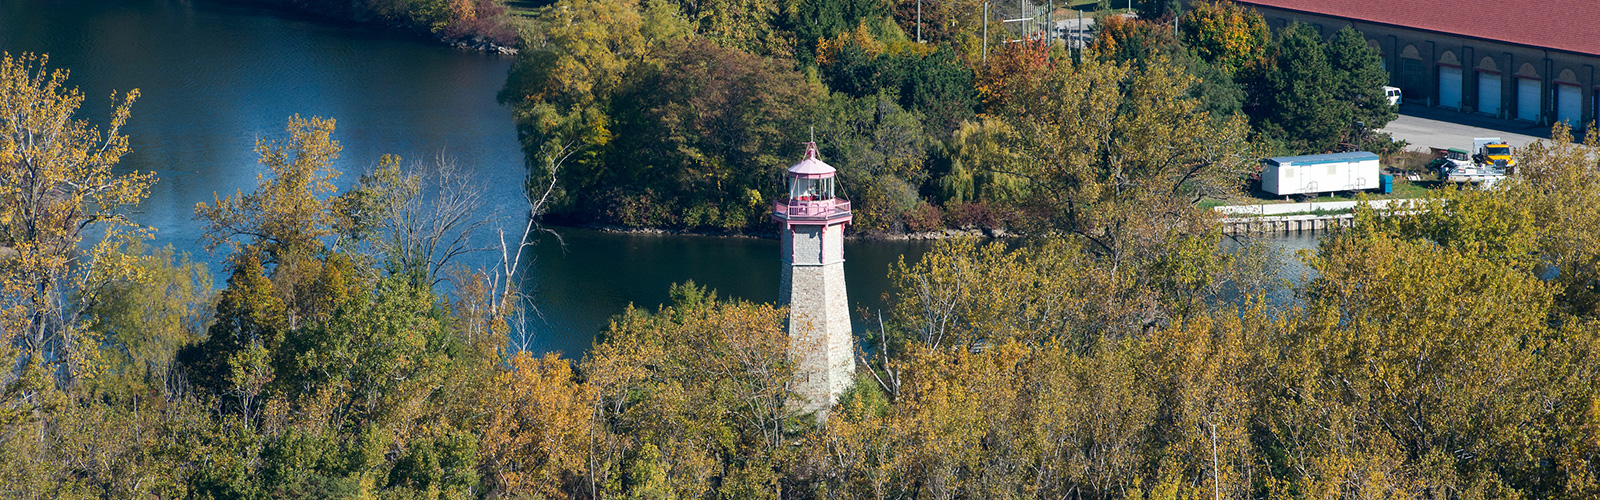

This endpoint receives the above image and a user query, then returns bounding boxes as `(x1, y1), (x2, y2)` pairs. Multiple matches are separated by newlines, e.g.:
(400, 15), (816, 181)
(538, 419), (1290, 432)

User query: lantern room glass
(788, 177), (834, 201)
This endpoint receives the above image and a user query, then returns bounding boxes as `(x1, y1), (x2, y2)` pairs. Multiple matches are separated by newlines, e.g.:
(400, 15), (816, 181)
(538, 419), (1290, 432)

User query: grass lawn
(505, 0), (541, 17)
(1204, 177), (1440, 209)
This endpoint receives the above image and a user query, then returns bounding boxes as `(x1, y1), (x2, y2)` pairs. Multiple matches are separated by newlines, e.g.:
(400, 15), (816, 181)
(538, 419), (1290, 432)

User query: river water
(0, 0), (1319, 357)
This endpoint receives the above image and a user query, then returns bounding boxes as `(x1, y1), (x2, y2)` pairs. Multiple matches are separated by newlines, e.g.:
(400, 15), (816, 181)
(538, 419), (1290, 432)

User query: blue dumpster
(1380, 173), (1394, 194)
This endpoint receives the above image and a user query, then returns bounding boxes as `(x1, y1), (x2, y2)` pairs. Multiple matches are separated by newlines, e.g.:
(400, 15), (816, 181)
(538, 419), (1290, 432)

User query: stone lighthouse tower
(773, 140), (854, 416)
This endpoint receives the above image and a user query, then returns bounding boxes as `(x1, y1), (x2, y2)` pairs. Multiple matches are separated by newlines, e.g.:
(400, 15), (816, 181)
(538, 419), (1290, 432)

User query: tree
(0, 52), (153, 386)
(478, 352), (595, 498)
(502, 0), (691, 223)
(195, 115), (342, 261)
(1094, 15), (1245, 120)
(601, 37), (815, 231)
(82, 243), (212, 400)
(1177, 0), (1269, 75)
(336, 152), (490, 288)
(995, 55), (1256, 270)
(785, 0), (890, 64)
(1251, 23), (1343, 153)
(973, 37), (1049, 113)
(814, 91), (932, 233)
(667, 0), (788, 56)
(1325, 26), (1396, 132)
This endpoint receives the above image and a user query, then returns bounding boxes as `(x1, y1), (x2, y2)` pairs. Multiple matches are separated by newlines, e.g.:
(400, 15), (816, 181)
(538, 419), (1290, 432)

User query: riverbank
(569, 223), (1015, 241)
(220, 0), (519, 55)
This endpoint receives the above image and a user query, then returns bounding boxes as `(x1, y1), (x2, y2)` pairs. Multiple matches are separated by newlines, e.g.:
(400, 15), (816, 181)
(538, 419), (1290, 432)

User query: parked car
(1383, 86), (1402, 106)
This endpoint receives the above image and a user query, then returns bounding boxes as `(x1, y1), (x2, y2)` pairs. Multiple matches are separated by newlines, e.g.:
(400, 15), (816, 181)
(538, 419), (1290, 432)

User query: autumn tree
(1177, 0), (1269, 75)
(195, 115), (342, 262)
(973, 37), (1049, 113)
(0, 52), (153, 386)
(995, 55), (1256, 268)
(574, 282), (802, 497)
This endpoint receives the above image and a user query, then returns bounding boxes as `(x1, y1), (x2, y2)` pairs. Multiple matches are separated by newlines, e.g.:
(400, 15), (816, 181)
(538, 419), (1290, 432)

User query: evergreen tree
(1253, 23), (1343, 153)
(1324, 26), (1396, 132)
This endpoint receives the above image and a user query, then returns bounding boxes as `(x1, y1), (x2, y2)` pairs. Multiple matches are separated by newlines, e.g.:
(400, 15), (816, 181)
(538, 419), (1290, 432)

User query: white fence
(1213, 199), (1415, 217)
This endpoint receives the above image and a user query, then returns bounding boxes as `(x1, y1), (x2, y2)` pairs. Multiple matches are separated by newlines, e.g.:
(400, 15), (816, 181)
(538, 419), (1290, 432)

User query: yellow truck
(1473, 137), (1515, 170)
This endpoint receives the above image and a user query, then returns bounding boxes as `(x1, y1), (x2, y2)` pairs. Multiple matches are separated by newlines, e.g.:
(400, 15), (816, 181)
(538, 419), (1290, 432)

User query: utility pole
(1019, 0), (1026, 38)
(916, 0), (922, 43)
(1077, 9), (1083, 51)
(983, 2), (989, 63)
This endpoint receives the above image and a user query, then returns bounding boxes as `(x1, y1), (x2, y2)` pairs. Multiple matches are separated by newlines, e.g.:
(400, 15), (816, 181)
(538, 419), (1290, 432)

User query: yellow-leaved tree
(0, 52), (152, 386)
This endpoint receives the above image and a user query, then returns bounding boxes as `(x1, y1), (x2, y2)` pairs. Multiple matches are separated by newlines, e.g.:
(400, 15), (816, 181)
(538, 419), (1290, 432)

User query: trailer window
(1328, 165), (1339, 175)
(1283, 167), (1294, 178)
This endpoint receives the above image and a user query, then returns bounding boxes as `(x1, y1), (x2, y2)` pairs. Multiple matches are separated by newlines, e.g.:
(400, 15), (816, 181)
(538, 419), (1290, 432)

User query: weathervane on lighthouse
(774, 131), (855, 418)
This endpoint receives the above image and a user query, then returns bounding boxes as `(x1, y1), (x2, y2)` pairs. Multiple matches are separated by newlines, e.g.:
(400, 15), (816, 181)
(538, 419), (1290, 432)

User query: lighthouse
(774, 139), (855, 416)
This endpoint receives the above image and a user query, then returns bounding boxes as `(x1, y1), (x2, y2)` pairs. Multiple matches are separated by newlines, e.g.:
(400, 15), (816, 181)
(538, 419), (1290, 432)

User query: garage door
(1517, 78), (1541, 121)
(1439, 67), (1462, 109)
(1477, 73), (1501, 116)
(1557, 84), (1582, 126)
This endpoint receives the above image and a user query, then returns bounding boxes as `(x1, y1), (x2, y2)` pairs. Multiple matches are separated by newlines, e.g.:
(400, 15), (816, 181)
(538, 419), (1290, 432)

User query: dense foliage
(502, 0), (1396, 236)
(8, 54), (1600, 493)
(13, 3), (1555, 495)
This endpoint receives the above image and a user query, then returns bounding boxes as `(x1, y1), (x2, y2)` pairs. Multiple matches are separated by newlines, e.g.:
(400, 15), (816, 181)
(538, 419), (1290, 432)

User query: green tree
(502, 0), (691, 221)
(814, 91), (932, 233)
(1325, 26), (1397, 131)
(1251, 22), (1344, 153)
(82, 243), (212, 401)
(1093, 15), (1245, 119)
(784, 0), (889, 64)
(601, 37), (815, 231)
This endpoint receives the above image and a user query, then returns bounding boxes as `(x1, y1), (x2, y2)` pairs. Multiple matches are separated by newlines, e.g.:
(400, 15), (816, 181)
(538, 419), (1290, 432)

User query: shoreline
(559, 223), (1014, 241)
(217, 0), (518, 55)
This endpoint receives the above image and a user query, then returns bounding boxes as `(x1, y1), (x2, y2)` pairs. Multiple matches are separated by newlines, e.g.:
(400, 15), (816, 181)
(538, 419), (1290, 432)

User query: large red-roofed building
(1231, 0), (1600, 128)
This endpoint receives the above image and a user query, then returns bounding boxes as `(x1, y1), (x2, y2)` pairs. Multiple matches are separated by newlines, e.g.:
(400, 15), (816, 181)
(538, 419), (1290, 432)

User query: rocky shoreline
(447, 35), (517, 55)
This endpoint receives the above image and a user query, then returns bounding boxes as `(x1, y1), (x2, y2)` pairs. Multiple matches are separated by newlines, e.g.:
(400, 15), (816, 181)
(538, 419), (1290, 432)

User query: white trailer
(1260, 151), (1382, 197)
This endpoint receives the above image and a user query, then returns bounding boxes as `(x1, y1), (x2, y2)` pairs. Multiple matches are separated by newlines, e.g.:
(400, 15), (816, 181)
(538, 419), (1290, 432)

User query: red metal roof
(1235, 0), (1600, 57)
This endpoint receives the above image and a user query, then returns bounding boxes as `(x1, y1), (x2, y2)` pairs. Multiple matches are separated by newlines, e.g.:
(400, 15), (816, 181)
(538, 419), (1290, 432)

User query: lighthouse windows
(788, 176), (834, 201)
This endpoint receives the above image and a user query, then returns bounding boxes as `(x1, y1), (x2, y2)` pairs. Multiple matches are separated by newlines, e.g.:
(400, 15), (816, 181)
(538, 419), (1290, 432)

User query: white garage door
(1439, 67), (1462, 109)
(1557, 84), (1582, 126)
(1517, 78), (1541, 121)
(1477, 72), (1501, 116)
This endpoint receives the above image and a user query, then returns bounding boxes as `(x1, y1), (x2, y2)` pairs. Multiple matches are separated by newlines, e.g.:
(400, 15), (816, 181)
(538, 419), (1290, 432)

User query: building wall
(1246, 4), (1598, 129)
(779, 220), (855, 418)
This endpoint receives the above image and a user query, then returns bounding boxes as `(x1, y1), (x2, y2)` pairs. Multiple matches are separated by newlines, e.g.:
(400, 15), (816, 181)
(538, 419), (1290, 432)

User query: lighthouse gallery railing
(773, 199), (850, 218)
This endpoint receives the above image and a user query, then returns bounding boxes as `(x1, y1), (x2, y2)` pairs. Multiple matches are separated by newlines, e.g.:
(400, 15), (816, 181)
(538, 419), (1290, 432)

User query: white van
(1383, 86), (1402, 106)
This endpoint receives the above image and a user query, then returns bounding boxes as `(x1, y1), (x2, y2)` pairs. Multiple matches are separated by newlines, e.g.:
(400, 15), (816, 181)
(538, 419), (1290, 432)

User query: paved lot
(1379, 105), (1550, 151)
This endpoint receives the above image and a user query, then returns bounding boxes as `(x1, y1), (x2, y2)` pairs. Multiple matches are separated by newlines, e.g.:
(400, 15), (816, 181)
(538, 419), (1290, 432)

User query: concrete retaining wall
(1220, 213), (1356, 235)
